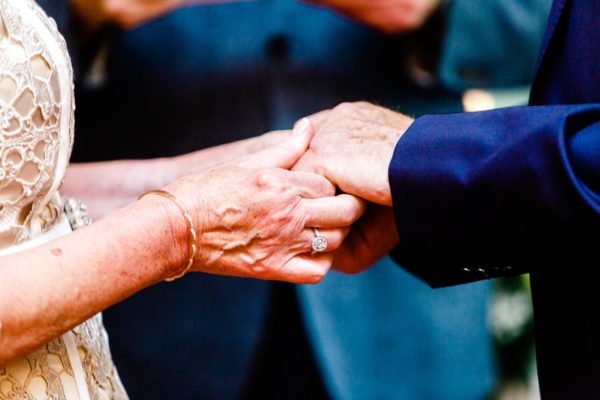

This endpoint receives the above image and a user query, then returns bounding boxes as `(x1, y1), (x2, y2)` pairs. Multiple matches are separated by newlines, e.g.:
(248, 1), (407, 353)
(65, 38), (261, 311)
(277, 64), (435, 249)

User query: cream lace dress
(0, 0), (127, 398)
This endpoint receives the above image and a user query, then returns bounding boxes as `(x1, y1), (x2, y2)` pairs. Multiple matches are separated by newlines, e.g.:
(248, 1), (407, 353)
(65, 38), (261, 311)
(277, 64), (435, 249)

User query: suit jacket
(38, 0), (546, 398)
(389, 0), (600, 398)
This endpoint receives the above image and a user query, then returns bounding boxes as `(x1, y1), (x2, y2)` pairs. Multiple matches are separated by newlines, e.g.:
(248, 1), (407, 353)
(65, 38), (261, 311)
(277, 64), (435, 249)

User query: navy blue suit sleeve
(389, 104), (600, 288)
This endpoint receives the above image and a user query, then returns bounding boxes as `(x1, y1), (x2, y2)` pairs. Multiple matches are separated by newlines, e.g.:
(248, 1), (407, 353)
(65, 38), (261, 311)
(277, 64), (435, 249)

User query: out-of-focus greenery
(488, 276), (537, 399)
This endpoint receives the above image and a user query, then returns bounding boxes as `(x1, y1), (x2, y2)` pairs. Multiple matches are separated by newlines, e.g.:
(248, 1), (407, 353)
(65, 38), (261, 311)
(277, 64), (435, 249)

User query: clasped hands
(163, 102), (413, 284)
(294, 102), (414, 276)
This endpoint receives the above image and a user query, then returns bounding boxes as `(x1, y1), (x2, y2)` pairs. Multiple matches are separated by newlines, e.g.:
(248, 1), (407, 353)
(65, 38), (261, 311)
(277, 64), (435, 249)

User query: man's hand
(305, 0), (441, 33)
(332, 205), (400, 274)
(293, 102), (413, 206)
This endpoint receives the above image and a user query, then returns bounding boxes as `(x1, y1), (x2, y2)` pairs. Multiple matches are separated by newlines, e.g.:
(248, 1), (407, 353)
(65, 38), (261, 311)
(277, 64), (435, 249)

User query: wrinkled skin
(294, 102), (413, 274)
(165, 119), (366, 283)
(294, 101), (413, 206)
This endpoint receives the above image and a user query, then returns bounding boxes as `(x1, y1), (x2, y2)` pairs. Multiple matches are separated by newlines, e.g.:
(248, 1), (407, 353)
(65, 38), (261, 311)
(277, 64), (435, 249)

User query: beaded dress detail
(0, 0), (127, 398)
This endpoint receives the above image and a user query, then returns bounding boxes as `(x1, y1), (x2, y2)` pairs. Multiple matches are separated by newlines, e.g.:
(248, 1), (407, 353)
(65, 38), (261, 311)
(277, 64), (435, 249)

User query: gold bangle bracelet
(138, 189), (198, 282)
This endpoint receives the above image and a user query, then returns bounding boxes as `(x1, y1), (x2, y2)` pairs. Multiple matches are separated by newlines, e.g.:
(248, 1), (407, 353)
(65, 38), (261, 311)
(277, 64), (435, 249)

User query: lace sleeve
(0, 0), (74, 247)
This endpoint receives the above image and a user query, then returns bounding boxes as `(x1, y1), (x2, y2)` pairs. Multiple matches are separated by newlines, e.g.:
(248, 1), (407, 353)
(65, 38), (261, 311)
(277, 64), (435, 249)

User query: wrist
(136, 194), (190, 281)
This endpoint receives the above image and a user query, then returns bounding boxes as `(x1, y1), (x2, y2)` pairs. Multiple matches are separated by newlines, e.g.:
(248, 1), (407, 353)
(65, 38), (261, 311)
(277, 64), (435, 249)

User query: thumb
(238, 118), (314, 169)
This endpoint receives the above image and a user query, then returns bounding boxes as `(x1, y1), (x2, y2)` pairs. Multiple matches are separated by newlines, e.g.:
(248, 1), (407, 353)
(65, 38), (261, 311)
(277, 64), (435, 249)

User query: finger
(238, 118), (314, 169)
(260, 130), (291, 145)
(278, 253), (334, 284)
(301, 194), (366, 228)
(332, 207), (399, 274)
(292, 227), (350, 254)
(285, 170), (336, 198)
(331, 229), (384, 275)
(247, 130), (291, 153)
(331, 238), (362, 274)
(291, 151), (330, 184)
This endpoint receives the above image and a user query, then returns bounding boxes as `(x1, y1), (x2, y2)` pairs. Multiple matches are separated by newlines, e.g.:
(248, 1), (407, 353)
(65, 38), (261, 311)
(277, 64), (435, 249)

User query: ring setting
(311, 228), (328, 253)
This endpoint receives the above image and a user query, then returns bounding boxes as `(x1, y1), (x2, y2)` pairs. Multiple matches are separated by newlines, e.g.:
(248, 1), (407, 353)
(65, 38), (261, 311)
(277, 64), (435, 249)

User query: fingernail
(293, 118), (310, 135)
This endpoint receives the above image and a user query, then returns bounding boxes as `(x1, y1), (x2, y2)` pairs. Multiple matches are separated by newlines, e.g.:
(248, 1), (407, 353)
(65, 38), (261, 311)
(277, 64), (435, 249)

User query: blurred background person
(40, 0), (551, 399)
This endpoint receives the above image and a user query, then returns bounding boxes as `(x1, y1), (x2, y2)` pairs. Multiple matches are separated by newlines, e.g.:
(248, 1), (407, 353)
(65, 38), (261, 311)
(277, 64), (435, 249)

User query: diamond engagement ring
(311, 228), (329, 253)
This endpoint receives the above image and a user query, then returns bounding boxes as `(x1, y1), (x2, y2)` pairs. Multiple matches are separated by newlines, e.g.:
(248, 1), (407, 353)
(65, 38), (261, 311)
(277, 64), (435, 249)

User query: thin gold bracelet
(138, 189), (198, 282)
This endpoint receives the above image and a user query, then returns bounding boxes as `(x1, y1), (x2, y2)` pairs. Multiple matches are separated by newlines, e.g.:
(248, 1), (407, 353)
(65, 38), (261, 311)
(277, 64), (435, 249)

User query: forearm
(63, 158), (173, 219)
(0, 196), (186, 364)
(0, 121), (328, 365)
(62, 136), (265, 219)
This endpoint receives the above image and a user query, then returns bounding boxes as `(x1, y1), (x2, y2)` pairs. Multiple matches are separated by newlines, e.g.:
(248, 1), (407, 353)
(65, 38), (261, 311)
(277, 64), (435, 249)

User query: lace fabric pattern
(0, 313), (128, 400)
(72, 314), (128, 400)
(0, 1), (127, 399)
(0, 0), (72, 247)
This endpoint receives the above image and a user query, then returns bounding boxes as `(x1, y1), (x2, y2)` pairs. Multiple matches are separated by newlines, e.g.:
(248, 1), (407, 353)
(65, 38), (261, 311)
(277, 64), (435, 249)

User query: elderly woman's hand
(161, 119), (366, 284)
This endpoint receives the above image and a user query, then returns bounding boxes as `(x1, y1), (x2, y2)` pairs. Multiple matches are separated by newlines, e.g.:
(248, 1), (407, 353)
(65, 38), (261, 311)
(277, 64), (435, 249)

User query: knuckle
(333, 102), (356, 114)
(255, 170), (282, 190)
(353, 101), (372, 108)
(267, 210), (303, 236)
(324, 186), (336, 198)
(346, 202), (364, 224)
(316, 178), (336, 197)
(273, 212), (295, 228)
